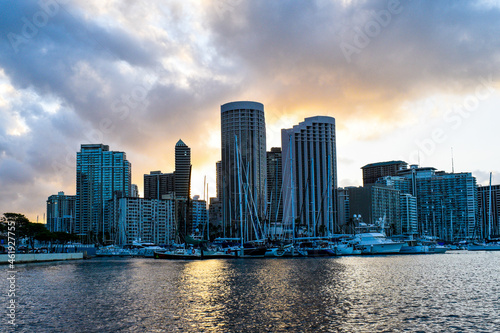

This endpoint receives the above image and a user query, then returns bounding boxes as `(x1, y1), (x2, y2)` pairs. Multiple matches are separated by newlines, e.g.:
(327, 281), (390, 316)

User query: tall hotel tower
(282, 116), (338, 237)
(175, 139), (191, 199)
(221, 101), (267, 241)
(76, 144), (131, 241)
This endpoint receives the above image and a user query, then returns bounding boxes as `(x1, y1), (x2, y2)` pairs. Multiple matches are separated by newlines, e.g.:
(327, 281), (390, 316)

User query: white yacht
(350, 220), (405, 254)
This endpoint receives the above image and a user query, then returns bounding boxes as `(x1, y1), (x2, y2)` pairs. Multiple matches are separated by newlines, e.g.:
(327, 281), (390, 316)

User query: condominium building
(478, 183), (500, 239)
(131, 184), (139, 198)
(216, 161), (222, 200)
(190, 197), (208, 236)
(267, 147), (283, 225)
(209, 197), (223, 228)
(399, 193), (418, 235)
(282, 116), (338, 237)
(46, 191), (76, 233)
(220, 101), (267, 241)
(346, 185), (400, 234)
(144, 171), (175, 200)
(114, 197), (175, 245)
(76, 144), (131, 241)
(361, 160), (408, 186)
(397, 166), (478, 240)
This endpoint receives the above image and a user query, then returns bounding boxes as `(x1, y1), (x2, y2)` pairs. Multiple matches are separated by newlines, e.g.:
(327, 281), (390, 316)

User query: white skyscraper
(282, 116), (338, 237)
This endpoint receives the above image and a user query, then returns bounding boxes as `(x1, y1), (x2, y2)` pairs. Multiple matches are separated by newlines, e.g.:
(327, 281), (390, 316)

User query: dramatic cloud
(0, 0), (499, 221)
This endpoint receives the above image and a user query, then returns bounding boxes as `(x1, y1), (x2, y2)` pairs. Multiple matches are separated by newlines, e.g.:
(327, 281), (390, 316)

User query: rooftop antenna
(451, 147), (455, 173)
(417, 150), (420, 166)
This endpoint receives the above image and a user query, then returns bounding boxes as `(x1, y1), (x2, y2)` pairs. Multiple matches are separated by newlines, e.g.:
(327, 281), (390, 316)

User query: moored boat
(154, 248), (203, 260)
(351, 221), (405, 255)
(467, 243), (500, 251)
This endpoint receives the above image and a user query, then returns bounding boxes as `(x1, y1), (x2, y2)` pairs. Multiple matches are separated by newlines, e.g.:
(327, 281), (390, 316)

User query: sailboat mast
(206, 182), (209, 241)
(235, 135), (244, 248)
(289, 134), (295, 241)
(488, 172), (493, 240)
(311, 158), (315, 237)
(327, 154), (332, 236)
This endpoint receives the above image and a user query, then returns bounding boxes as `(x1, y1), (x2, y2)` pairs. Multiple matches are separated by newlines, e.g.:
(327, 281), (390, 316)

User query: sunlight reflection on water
(3, 252), (499, 332)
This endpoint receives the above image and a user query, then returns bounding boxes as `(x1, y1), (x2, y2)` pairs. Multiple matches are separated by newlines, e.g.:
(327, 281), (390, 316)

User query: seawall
(0, 252), (84, 264)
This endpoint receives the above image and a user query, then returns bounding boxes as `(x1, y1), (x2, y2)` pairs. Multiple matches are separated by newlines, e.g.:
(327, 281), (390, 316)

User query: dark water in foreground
(1, 251), (499, 332)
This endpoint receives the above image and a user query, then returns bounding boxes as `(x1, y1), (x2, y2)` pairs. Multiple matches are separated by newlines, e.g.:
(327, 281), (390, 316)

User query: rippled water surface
(2, 251), (499, 332)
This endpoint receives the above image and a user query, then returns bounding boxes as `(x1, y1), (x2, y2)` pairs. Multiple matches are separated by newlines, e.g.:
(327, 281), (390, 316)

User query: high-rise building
(175, 139), (191, 199)
(399, 193), (418, 235)
(478, 183), (500, 239)
(220, 101), (267, 241)
(76, 144), (131, 241)
(346, 185), (400, 234)
(113, 197), (175, 245)
(216, 161), (222, 200)
(190, 196), (208, 237)
(131, 184), (139, 198)
(46, 191), (76, 233)
(209, 197), (223, 229)
(377, 176), (418, 234)
(267, 147), (283, 229)
(282, 116), (337, 237)
(144, 171), (175, 199)
(397, 166), (478, 241)
(337, 188), (351, 233)
(361, 161), (408, 186)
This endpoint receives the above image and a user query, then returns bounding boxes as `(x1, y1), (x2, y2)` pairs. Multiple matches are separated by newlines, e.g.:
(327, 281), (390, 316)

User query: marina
(3, 251), (499, 332)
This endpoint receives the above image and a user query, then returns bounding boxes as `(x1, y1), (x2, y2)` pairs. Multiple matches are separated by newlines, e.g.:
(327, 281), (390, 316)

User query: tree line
(0, 213), (78, 252)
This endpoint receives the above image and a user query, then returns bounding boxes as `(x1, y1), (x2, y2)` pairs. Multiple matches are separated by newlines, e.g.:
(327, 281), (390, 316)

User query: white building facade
(281, 116), (338, 237)
(116, 198), (176, 245)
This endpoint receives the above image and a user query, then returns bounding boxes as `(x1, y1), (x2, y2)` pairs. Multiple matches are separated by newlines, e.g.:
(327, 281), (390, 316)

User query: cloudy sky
(1, 0), (500, 222)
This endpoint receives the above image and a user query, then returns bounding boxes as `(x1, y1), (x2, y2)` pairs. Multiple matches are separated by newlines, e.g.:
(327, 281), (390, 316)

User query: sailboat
(468, 173), (500, 251)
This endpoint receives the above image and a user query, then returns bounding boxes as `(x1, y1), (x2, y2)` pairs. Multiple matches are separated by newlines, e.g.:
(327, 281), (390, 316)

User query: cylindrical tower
(221, 101), (267, 241)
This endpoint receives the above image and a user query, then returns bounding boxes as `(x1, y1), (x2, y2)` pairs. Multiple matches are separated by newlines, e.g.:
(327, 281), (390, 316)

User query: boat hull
(359, 242), (404, 254)
(302, 248), (336, 257)
(154, 251), (202, 260)
(399, 245), (432, 254)
(467, 244), (500, 251)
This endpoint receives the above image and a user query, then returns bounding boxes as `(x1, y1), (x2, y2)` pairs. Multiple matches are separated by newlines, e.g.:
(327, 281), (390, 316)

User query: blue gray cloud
(0, 0), (499, 220)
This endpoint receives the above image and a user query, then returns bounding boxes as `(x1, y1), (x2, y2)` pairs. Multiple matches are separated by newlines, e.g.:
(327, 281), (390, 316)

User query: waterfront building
(190, 196), (208, 237)
(220, 101), (267, 241)
(397, 166), (478, 241)
(267, 147), (283, 228)
(144, 171), (175, 200)
(376, 176), (418, 234)
(76, 144), (131, 242)
(478, 183), (500, 239)
(281, 116), (338, 237)
(361, 160), (408, 186)
(209, 197), (222, 223)
(376, 175), (412, 194)
(114, 197), (175, 245)
(46, 191), (76, 233)
(175, 139), (191, 199)
(346, 185), (400, 234)
(399, 193), (418, 235)
(337, 188), (352, 233)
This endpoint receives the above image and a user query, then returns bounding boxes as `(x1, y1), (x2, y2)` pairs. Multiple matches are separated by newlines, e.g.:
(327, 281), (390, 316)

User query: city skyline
(1, 1), (500, 222)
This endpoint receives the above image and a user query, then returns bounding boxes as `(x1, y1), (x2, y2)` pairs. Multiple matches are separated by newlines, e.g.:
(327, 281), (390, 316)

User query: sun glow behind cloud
(1, 0), (500, 221)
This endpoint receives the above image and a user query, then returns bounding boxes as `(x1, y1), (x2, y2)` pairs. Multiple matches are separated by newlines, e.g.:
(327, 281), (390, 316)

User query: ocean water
(1, 251), (499, 332)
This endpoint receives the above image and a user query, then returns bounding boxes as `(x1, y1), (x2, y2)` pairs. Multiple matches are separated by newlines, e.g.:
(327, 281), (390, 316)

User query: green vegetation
(0, 213), (78, 252)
